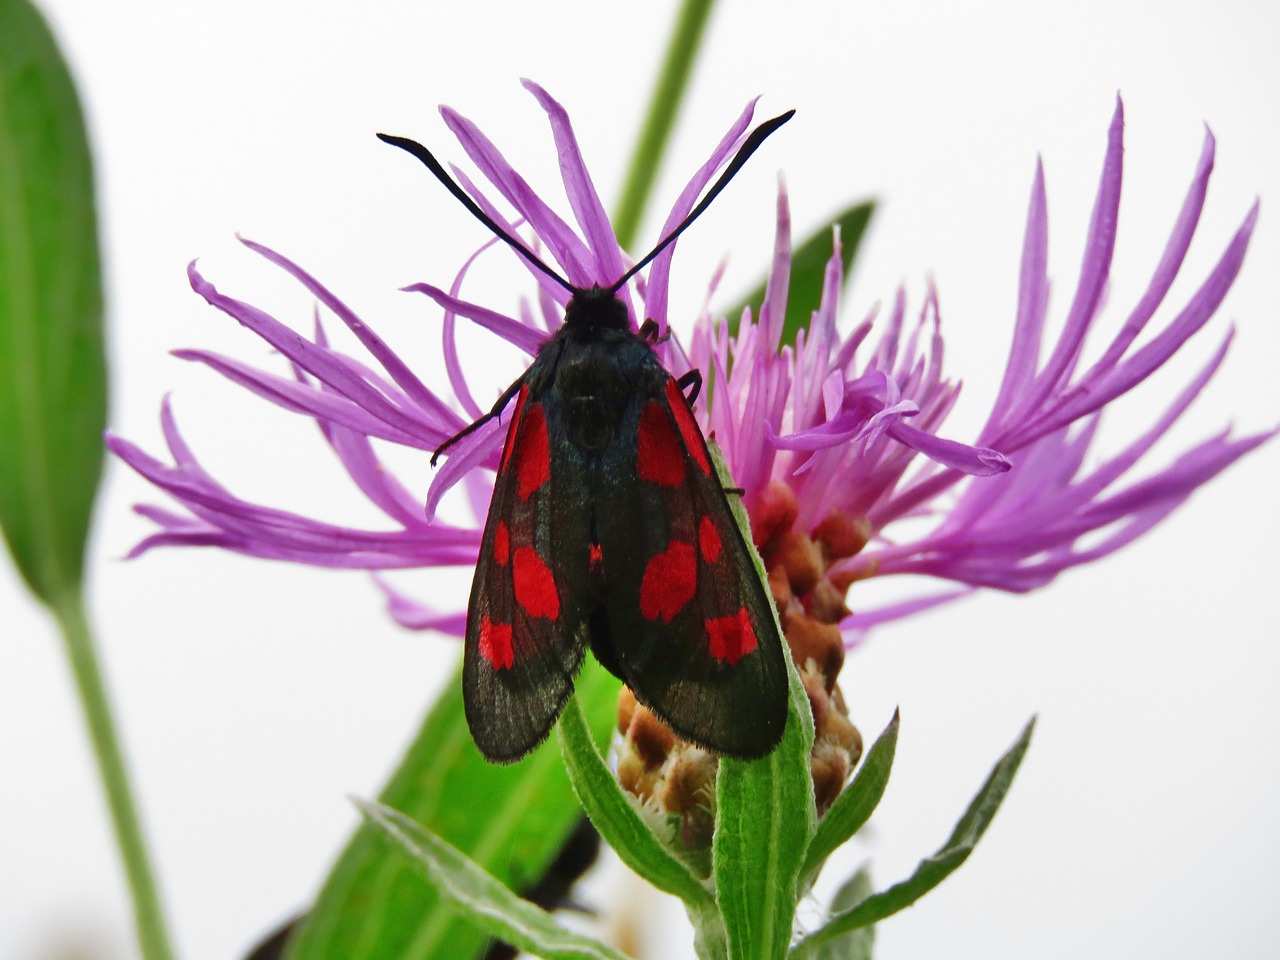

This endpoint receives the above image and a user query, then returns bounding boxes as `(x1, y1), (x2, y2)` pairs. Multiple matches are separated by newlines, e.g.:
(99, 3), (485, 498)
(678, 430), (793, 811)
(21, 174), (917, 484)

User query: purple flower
(108, 87), (1271, 648)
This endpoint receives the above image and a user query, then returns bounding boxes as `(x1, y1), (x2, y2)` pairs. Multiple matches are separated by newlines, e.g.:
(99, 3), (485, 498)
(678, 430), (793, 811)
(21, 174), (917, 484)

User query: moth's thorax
(554, 328), (657, 452)
(562, 285), (630, 332)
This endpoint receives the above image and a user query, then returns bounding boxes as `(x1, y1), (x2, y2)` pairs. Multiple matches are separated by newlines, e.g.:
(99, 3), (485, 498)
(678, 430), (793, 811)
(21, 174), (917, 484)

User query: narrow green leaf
(802, 711), (899, 881)
(791, 718), (1036, 958)
(557, 695), (715, 912)
(612, 0), (716, 249)
(713, 657), (815, 960)
(0, 0), (106, 604)
(725, 201), (874, 347)
(286, 658), (620, 960)
(709, 441), (817, 960)
(357, 799), (632, 960)
(809, 869), (875, 960)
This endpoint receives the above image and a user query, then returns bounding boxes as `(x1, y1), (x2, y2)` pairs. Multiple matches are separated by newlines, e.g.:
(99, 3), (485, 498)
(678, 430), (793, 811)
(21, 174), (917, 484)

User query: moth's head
(563, 285), (630, 331)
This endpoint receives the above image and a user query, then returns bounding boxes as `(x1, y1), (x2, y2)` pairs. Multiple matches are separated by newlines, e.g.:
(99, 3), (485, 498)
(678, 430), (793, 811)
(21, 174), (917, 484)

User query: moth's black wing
(591, 371), (789, 758)
(464, 377), (593, 763)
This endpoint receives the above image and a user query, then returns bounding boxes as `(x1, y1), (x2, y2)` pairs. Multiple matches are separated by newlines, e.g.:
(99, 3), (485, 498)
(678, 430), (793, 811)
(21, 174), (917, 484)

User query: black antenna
(608, 109), (795, 294)
(377, 133), (576, 295)
(379, 108), (794, 298)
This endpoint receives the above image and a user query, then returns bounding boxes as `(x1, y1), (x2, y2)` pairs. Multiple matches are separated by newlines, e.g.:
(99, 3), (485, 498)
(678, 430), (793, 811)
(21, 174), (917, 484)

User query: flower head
(109, 88), (1270, 652)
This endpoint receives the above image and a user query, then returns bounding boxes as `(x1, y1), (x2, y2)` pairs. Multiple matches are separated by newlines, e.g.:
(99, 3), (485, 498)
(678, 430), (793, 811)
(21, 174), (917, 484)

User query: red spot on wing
(493, 521), (510, 566)
(499, 388), (528, 471)
(699, 516), (722, 564)
(515, 404), (551, 501)
(513, 546), (560, 620)
(589, 542), (603, 570)
(639, 541), (697, 623)
(479, 617), (514, 670)
(665, 379), (711, 476)
(706, 608), (757, 665)
(637, 401), (685, 488)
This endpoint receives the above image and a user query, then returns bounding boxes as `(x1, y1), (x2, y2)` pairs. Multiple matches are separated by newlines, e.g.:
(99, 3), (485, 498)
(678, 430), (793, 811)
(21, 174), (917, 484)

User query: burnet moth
(380, 110), (794, 763)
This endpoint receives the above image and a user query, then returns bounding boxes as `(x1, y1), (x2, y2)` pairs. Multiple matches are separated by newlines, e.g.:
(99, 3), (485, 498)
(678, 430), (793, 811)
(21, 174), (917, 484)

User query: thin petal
(522, 80), (627, 285)
(403, 282), (546, 356)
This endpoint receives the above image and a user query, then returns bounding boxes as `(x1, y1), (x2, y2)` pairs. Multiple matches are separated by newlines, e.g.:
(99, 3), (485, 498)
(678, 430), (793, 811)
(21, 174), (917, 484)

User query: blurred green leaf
(612, 0), (715, 250)
(557, 695), (714, 911)
(802, 711), (899, 882)
(790, 718), (1036, 958)
(725, 201), (874, 347)
(0, 0), (106, 604)
(356, 799), (630, 960)
(286, 658), (619, 960)
(810, 869), (874, 960)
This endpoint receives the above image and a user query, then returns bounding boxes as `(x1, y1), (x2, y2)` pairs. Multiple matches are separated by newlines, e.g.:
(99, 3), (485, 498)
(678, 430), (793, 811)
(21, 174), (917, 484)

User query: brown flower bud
(616, 748), (657, 802)
(806, 578), (851, 624)
(812, 511), (871, 562)
(828, 558), (879, 594)
(749, 480), (798, 550)
(617, 685), (638, 735)
(811, 739), (852, 815)
(661, 746), (718, 851)
(822, 702), (863, 763)
(785, 614), (845, 691)
(774, 532), (823, 596)
(626, 700), (677, 767)
(767, 564), (794, 611)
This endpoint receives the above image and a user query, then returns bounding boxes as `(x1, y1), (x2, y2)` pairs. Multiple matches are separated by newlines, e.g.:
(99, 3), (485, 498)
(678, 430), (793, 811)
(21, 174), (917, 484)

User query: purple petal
(522, 80), (627, 286)
(644, 100), (759, 333)
(239, 238), (456, 425)
(441, 105), (597, 286)
(839, 588), (974, 642)
(1083, 126), (1216, 377)
(1037, 202), (1257, 439)
(758, 180), (792, 350)
(174, 349), (436, 448)
(1005, 96), (1126, 431)
(425, 416), (504, 522)
(887, 421), (1011, 476)
(376, 576), (470, 636)
(403, 282), (546, 356)
(986, 157), (1049, 437)
(187, 262), (443, 444)
(441, 239), (500, 420)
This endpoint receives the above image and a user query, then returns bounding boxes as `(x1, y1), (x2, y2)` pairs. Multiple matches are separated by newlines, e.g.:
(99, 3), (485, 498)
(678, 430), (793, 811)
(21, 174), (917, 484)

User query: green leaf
(790, 718), (1036, 958)
(557, 695), (715, 912)
(708, 440), (817, 960)
(356, 798), (632, 960)
(802, 711), (899, 882)
(611, 0), (715, 250)
(713, 655), (815, 960)
(809, 869), (875, 960)
(286, 658), (620, 960)
(724, 201), (874, 347)
(0, 0), (106, 604)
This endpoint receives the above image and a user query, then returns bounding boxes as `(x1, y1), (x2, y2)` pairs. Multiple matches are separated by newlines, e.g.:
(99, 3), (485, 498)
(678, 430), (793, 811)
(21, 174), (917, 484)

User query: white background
(3, 2), (1278, 958)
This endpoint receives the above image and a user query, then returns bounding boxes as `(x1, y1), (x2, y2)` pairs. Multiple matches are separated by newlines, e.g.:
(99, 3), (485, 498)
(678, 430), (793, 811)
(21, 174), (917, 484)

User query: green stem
(612, 0), (717, 248)
(52, 589), (176, 960)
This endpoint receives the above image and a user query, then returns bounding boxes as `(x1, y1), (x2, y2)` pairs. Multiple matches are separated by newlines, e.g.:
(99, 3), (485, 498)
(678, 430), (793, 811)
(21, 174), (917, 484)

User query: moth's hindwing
(463, 384), (591, 762)
(592, 374), (789, 758)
